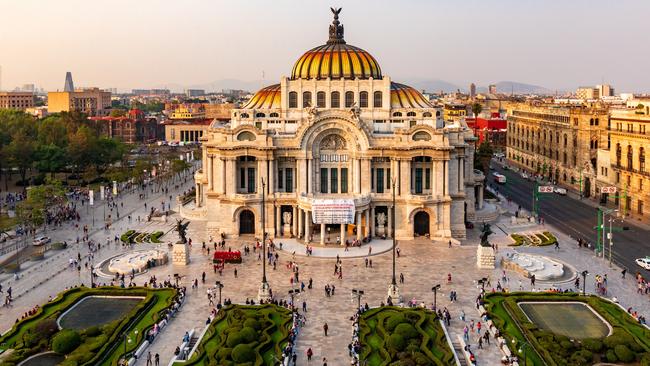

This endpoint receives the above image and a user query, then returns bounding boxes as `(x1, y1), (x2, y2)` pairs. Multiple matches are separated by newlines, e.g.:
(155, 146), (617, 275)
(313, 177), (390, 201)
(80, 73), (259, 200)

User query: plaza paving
(1, 182), (648, 366)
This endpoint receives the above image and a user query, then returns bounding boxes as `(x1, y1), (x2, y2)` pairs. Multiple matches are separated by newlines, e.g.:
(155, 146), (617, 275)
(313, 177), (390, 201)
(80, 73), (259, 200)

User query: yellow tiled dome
(241, 84), (281, 109)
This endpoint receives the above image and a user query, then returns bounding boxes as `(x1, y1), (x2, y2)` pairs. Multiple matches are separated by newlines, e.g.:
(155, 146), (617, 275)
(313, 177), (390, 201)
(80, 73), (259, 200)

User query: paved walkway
(277, 238), (394, 258)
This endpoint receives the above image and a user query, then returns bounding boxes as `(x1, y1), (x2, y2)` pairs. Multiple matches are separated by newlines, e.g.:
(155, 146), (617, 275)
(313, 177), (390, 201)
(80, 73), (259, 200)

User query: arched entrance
(413, 211), (430, 237)
(239, 210), (255, 235)
(584, 178), (591, 198)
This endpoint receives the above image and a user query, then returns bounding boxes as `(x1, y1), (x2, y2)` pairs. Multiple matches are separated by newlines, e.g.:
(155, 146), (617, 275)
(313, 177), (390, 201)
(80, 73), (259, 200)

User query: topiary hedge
(52, 329), (81, 354)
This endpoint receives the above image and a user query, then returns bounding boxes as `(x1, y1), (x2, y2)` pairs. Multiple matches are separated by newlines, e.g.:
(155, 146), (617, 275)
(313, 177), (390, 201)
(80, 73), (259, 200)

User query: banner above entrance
(312, 199), (355, 224)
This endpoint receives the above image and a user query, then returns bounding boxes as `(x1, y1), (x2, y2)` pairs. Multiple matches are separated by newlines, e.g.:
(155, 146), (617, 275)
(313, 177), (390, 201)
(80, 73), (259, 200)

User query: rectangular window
(341, 168), (348, 193)
(320, 168), (328, 193)
(317, 92), (326, 108)
(376, 168), (384, 193)
(331, 168), (338, 193)
(278, 169), (284, 189)
(360, 92), (368, 108)
(386, 168), (391, 189)
(425, 168), (431, 190)
(640, 178), (644, 191)
(639, 200), (644, 215)
(371, 168), (374, 190)
(240, 168), (246, 189)
(247, 167), (256, 193)
(285, 168), (293, 193)
(415, 168), (423, 194)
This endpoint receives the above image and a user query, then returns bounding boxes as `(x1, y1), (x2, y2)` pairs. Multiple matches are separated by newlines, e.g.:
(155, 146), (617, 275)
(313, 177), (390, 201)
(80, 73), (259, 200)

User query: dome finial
(327, 7), (345, 44)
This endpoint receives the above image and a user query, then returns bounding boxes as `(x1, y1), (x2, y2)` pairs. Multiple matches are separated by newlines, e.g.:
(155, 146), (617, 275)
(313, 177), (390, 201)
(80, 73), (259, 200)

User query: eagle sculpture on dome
(328, 7), (345, 43)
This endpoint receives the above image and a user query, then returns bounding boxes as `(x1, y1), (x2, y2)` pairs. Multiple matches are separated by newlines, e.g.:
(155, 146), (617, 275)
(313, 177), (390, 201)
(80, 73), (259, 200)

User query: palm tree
(471, 103), (483, 119)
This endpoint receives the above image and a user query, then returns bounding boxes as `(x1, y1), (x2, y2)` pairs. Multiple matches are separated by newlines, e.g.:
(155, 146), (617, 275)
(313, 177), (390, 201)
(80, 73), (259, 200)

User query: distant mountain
(402, 79), (461, 94)
(477, 81), (552, 95)
(188, 79), (267, 93)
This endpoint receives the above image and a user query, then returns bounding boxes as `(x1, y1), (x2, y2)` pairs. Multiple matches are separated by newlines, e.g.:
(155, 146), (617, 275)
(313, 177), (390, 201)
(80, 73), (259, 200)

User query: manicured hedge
(177, 304), (292, 366)
(358, 307), (455, 366)
(483, 292), (650, 366)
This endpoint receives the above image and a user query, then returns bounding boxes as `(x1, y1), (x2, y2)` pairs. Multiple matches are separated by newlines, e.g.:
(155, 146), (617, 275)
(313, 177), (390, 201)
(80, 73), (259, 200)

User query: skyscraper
(64, 72), (74, 92)
(469, 83), (476, 98)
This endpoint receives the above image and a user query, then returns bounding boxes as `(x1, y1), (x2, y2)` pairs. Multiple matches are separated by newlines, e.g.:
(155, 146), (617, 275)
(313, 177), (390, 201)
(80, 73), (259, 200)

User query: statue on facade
(306, 105), (317, 122)
(175, 219), (190, 244)
(376, 212), (387, 227)
(328, 7), (345, 44)
(282, 211), (292, 225)
(479, 223), (494, 247)
(349, 103), (360, 123)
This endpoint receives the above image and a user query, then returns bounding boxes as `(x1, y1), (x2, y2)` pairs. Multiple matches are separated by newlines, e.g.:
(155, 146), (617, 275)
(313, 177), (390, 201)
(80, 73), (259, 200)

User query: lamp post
(387, 177), (400, 302)
(512, 338), (531, 366)
(122, 329), (138, 363)
(215, 281), (224, 305)
(352, 289), (364, 312)
(581, 270), (589, 296)
(431, 284), (441, 311)
(288, 288), (300, 311)
(258, 178), (272, 302)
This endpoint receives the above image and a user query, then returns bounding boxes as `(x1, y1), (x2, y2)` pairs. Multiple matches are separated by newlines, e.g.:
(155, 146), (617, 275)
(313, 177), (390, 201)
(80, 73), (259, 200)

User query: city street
(489, 161), (650, 276)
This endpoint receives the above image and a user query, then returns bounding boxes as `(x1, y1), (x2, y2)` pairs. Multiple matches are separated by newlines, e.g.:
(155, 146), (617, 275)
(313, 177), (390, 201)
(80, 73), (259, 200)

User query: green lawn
(176, 304), (292, 366)
(484, 292), (650, 366)
(358, 307), (455, 366)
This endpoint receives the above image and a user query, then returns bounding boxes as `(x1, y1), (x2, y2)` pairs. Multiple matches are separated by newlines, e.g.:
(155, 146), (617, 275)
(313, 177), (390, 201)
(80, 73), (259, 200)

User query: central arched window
(255, 112), (265, 118)
(373, 91), (382, 108)
(392, 112), (402, 117)
(331, 91), (340, 108)
(422, 112), (432, 117)
(288, 92), (297, 108)
(359, 91), (368, 108)
(302, 91), (312, 108)
(345, 91), (354, 108)
(317, 91), (326, 108)
(407, 111), (416, 117)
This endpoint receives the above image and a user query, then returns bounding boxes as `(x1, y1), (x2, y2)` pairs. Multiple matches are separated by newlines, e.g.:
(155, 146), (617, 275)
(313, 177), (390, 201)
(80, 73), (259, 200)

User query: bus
(494, 173), (507, 184)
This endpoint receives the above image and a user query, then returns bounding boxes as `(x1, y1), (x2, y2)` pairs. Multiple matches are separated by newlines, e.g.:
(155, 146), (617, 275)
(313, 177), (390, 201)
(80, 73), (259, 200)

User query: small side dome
(237, 131), (256, 141)
(390, 83), (433, 109)
(241, 84), (281, 109)
(413, 131), (431, 141)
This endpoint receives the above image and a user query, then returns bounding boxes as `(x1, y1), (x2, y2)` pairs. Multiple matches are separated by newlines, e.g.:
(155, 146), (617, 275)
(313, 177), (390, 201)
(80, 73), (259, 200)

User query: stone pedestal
(387, 284), (402, 304)
(172, 243), (190, 265)
(376, 225), (385, 236)
(257, 282), (272, 302)
(283, 224), (292, 237)
(476, 245), (496, 269)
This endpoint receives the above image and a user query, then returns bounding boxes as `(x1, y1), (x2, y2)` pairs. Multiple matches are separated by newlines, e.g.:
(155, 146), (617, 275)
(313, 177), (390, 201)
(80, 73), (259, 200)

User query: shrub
(239, 327), (258, 343)
(216, 347), (231, 360)
(50, 242), (67, 250)
(559, 340), (574, 350)
(387, 334), (406, 352)
(640, 353), (650, 366)
(604, 330), (634, 349)
(35, 319), (59, 339)
(231, 343), (255, 363)
(582, 338), (603, 352)
(52, 329), (81, 354)
(394, 323), (418, 340)
(226, 332), (244, 348)
(386, 315), (406, 332)
(150, 231), (164, 243)
(83, 326), (102, 337)
(614, 344), (635, 363)
(243, 318), (261, 330)
(606, 349), (618, 363)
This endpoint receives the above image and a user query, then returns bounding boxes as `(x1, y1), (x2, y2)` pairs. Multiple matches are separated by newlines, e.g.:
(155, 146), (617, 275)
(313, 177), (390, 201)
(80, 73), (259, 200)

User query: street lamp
(258, 177), (272, 302)
(512, 338), (531, 366)
(431, 284), (441, 311)
(288, 288), (300, 311)
(387, 177), (400, 302)
(215, 281), (224, 305)
(581, 270), (589, 296)
(477, 277), (488, 291)
(122, 329), (139, 363)
(352, 289), (364, 312)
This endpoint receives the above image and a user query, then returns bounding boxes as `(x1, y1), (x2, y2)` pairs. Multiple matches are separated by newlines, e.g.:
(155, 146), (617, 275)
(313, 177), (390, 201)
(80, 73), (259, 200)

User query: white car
(636, 257), (650, 270)
(32, 236), (51, 246)
(521, 173), (528, 179)
(554, 187), (567, 195)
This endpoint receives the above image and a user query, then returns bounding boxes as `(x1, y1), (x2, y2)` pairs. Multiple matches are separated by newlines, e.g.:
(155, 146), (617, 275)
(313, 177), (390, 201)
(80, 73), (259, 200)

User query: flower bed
(213, 251), (242, 264)
(483, 292), (650, 365)
(357, 306), (455, 366)
(510, 231), (558, 247)
(119, 230), (164, 244)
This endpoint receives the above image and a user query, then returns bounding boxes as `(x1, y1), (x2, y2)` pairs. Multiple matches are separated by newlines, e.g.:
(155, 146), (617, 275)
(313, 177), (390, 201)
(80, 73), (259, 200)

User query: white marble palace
(187, 9), (484, 244)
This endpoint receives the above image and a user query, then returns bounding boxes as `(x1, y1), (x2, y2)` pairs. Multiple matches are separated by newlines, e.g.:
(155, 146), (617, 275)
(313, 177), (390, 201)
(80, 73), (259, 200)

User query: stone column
(459, 157), (465, 193)
(435, 160), (444, 197)
(268, 159), (274, 195)
(365, 209), (370, 238)
(225, 158), (235, 195)
(431, 158), (435, 195)
(292, 206), (298, 236)
(356, 211), (362, 240)
(361, 159), (371, 194)
(320, 223), (326, 245)
(340, 223), (346, 246)
(298, 158), (307, 193)
(387, 205), (393, 238)
(478, 185), (484, 210)
(307, 159), (312, 194)
(216, 158), (225, 194)
(207, 155), (214, 191)
(448, 157), (458, 195)
(258, 158), (268, 194)
(370, 206), (375, 238)
(275, 206), (281, 237)
(297, 208), (303, 238)
(352, 159), (359, 194)
(400, 159), (410, 196)
(305, 210), (311, 243)
(195, 183), (200, 206)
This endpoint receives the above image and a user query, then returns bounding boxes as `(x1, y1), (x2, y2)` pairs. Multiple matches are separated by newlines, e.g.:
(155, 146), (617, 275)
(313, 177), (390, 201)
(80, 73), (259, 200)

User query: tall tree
(7, 130), (35, 192)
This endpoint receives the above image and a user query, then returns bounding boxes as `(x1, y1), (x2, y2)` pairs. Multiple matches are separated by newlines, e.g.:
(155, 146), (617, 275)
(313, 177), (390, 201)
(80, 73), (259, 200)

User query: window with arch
(627, 145), (634, 169)
(359, 91), (368, 108)
(595, 118), (599, 126)
(269, 112), (279, 118)
(345, 91), (354, 108)
(288, 92), (297, 108)
(407, 111), (416, 117)
(616, 143), (622, 167)
(556, 132), (560, 142)
(255, 112), (265, 118)
(563, 134), (568, 147)
(373, 91), (382, 108)
(303, 91), (312, 108)
(641, 147), (646, 173)
(237, 131), (256, 141)
(423, 112), (432, 117)
(317, 91), (326, 108)
(240, 113), (249, 119)
(331, 91), (340, 108)
(436, 111), (441, 117)
(412, 131), (431, 141)
(392, 112), (402, 117)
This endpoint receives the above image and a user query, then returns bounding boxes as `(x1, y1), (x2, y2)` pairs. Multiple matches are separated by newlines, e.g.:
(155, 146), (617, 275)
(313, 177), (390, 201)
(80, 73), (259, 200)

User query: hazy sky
(1, 0), (648, 93)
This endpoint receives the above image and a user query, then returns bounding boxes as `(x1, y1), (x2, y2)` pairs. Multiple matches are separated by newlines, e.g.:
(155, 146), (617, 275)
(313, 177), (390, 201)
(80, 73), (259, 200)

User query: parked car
(636, 257), (650, 270)
(554, 187), (567, 195)
(32, 236), (51, 246)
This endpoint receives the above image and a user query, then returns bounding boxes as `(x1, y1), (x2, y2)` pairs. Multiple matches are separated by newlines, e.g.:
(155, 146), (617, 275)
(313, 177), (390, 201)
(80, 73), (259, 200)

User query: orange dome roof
(241, 84), (281, 109)
(390, 83), (433, 109)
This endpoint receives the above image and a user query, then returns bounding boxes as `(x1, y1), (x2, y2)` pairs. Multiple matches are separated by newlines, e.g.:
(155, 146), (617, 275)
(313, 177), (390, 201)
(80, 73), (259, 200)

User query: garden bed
(483, 292), (650, 365)
(119, 230), (164, 244)
(509, 231), (558, 247)
(357, 306), (455, 366)
(0, 286), (178, 366)
(176, 304), (292, 366)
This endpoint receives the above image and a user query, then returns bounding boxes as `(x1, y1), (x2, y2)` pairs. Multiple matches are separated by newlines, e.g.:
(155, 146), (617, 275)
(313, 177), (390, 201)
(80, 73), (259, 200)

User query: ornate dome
(241, 84), (281, 109)
(290, 8), (382, 80)
(390, 82), (433, 109)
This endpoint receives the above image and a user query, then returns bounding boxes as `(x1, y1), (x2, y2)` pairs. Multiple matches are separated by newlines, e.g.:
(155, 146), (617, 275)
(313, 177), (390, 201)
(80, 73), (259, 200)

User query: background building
(466, 112), (507, 150)
(90, 109), (161, 143)
(48, 87), (112, 116)
(0, 92), (34, 110)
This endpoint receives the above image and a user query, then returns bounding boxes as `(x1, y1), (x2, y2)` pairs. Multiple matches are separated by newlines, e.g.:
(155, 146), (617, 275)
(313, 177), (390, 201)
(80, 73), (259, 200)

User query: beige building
(184, 11), (483, 242)
(164, 120), (211, 143)
(607, 109), (650, 218)
(506, 103), (608, 197)
(47, 88), (111, 116)
(204, 103), (235, 119)
(0, 92), (34, 110)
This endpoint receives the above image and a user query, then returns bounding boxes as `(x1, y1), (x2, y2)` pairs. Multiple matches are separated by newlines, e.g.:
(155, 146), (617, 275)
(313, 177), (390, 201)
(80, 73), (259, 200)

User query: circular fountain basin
(505, 252), (564, 281)
(107, 249), (168, 275)
(18, 352), (65, 366)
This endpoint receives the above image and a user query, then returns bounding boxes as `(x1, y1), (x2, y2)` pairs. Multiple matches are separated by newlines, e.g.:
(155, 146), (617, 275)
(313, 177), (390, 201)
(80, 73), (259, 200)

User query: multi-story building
(576, 84), (615, 100)
(48, 88), (112, 116)
(469, 83), (476, 98)
(506, 103), (608, 197)
(204, 103), (235, 120)
(184, 10), (483, 242)
(607, 109), (650, 218)
(166, 104), (206, 119)
(0, 92), (34, 110)
(163, 119), (211, 143)
(443, 103), (467, 124)
(89, 109), (160, 144)
(488, 84), (497, 94)
(466, 112), (507, 150)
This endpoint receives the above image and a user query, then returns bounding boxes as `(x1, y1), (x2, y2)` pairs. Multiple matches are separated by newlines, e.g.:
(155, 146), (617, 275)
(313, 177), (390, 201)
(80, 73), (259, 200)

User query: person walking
(306, 348), (313, 361)
(155, 353), (160, 366)
(146, 351), (152, 366)
(399, 273), (404, 284)
(302, 300), (307, 312)
(322, 357), (328, 366)
(323, 322), (329, 336)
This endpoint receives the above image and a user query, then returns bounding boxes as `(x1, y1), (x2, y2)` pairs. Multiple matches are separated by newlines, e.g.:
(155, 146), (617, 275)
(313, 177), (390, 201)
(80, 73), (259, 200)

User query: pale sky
(0, 0), (648, 93)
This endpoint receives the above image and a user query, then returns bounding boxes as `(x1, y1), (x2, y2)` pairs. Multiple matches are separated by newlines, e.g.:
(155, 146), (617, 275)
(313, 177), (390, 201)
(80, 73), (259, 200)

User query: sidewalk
(277, 238), (394, 259)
